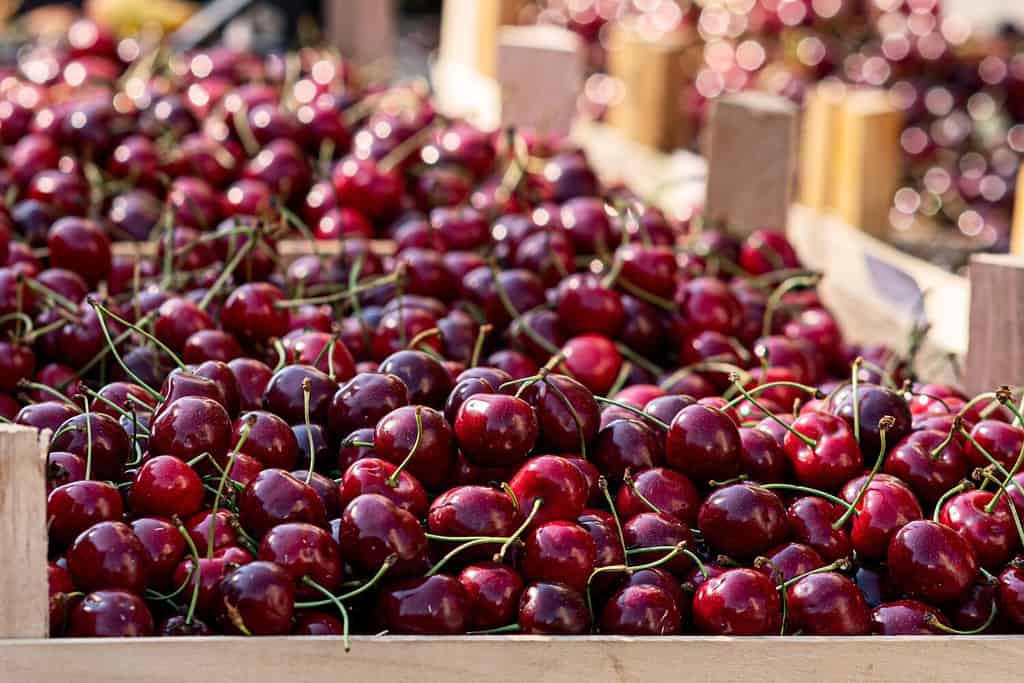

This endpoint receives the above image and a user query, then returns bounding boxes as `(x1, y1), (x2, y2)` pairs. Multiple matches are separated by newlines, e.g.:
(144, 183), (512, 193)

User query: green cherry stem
(729, 373), (817, 449)
(385, 407), (422, 487)
(831, 416), (895, 530)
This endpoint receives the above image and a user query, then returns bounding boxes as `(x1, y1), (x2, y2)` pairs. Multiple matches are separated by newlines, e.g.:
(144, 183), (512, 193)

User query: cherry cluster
(0, 20), (1018, 642)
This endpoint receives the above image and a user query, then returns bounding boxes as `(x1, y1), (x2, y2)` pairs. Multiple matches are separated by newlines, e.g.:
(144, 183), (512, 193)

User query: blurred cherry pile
(527, 0), (1024, 255)
(0, 18), (1020, 642)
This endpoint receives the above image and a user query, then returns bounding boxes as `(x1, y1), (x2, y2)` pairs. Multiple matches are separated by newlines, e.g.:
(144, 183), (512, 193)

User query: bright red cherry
(693, 568), (782, 635)
(887, 520), (979, 604)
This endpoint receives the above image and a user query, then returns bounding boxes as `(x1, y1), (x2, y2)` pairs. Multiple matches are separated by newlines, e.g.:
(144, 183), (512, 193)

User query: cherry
(232, 411), (298, 470)
(871, 600), (947, 635)
(184, 510), (238, 556)
(559, 196), (612, 253)
(521, 520), (597, 592)
(374, 405), (454, 491)
(338, 427), (377, 471)
(50, 412), (130, 482)
(738, 427), (788, 483)
(378, 350), (452, 408)
(129, 517), (186, 589)
(454, 393), (537, 467)
(258, 522), (343, 597)
(786, 496), (852, 561)
(339, 493), (429, 578)
(693, 568), (782, 635)
(622, 512), (694, 574)
(828, 383), (911, 463)
(379, 574), (469, 634)
(967, 420), (1024, 469)
(666, 404), (741, 485)
(756, 543), (824, 582)
(459, 563), (524, 630)
(783, 412), (862, 491)
(91, 382), (156, 419)
(643, 395), (697, 425)
(887, 520), (979, 604)
(0, 341), (34, 392)
(239, 469), (327, 538)
(739, 229), (800, 275)
(149, 396), (231, 465)
(577, 510), (627, 591)
(341, 457), (428, 516)
(172, 556), (232, 617)
(228, 358), (274, 411)
(221, 282), (289, 344)
(997, 565), (1024, 628)
(427, 485), (517, 550)
(518, 581), (590, 634)
(129, 455), (204, 519)
(600, 584), (682, 635)
(847, 478), (923, 561)
(47, 480), (123, 547)
(158, 369), (227, 412)
(521, 375), (600, 453)
(939, 489), (1017, 571)
(615, 467), (699, 525)
(555, 273), (624, 338)
(698, 483), (789, 561)
(286, 331), (356, 381)
(292, 612), (345, 635)
(46, 452), (85, 492)
(153, 298), (214, 353)
(262, 364), (336, 424)
(332, 156), (403, 221)
(67, 520), (150, 593)
(786, 571), (872, 635)
(884, 429), (971, 505)
(444, 377), (495, 425)
(48, 562), (75, 636)
(217, 561), (295, 635)
(68, 590), (154, 637)
(167, 176), (221, 229)
(508, 455), (589, 526)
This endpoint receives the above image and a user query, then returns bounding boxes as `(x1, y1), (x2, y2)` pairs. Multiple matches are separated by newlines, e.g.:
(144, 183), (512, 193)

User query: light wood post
(965, 254), (1024, 395)
(704, 91), (798, 236)
(1010, 170), (1024, 255)
(798, 80), (848, 211)
(0, 425), (49, 639)
(439, 0), (527, 78)
(325, 0), (396, 69)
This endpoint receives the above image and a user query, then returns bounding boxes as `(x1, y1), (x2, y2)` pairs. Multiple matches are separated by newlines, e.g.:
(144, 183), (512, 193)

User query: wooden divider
(798, 80), (847, 212)
(1011, 170), (1024, 256)
(965, 254), (1024, 395)
(324, 0), (396, 70)
(439, 0), (527, 79)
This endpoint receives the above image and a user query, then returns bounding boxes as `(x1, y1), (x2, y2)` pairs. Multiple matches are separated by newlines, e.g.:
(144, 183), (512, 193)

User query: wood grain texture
(833, 89), (904, 237)
(798, 80), (847, 211)
(324, 0), (396, 68)
(966, 254), (1024, 395)
(439, 0), (526, 78)
(606, 23), (697, 151)
(497, 25), (585, 134)
(0, 425), (49, 639)
(4, 635), (1024, 683)
(1012, 169), (1024, 255)
(705, 92), (797, 237)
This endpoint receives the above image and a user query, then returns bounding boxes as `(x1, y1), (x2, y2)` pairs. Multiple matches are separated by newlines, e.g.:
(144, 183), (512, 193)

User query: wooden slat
(324, 0), (396, 69)
(965, 254), (1024, 395)
(705, 92), (798, 236)
(798, 80), (847, 211)
(439, 0), (526, 79)
(606, 23), (697, 151)
(496, 25), (585, 134)
(0, 425), (49, 639)
(833, 88), (904, 237)
(3, 635), (1024, 683)
(1011, 168), (1024, 256)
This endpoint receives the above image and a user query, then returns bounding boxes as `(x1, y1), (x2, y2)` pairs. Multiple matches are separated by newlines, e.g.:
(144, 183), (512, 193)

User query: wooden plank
(3, 635), (1024, 683)
(0, 425), (49, 639)
(965, 254), (1024, 395)
(324, 0), (396, 69)
(496, 25), (585, 134)
(833, 88), (904, 237)
(705, 92), (798, 236)
(798, 80), (847, 211)
(439, 0), (526, 79)
(1011, 169), (1024, 256)
(606, 23), (697, 151)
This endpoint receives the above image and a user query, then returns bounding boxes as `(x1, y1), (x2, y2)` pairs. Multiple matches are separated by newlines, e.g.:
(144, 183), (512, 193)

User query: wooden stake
(798, 80), (847, 211)
(0, 425), (48, 639)
(965, 254), (1024, 395)
(704, 91), (798, 236)
(1011, 169), (1024, 256)
(496, 25), (585, 134)
(606, 23), (697, 151)
(833, 88), (904, 236)
(439, 0), (526, 78)
(324, 0), (396, 69)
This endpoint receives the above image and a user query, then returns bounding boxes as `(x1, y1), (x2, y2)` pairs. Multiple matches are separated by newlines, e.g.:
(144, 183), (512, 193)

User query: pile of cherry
(1, 20), (1022, 642)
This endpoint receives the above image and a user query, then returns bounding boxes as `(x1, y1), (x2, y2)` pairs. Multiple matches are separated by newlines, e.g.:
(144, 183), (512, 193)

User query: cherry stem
(349, 440), (374, 449)
(495, 498), (543, 562)
(585, 542), (692, 619)
(425, 537), (504, 577)
(729, 373), (817, 449)
(832, 417), (895, 530)
(779, 558), (851, 590)
(275, 269), (404, 309)
(542, 375), (589, 460)
(957, 392), (998, 421)
(761, 273), (821, 339)
(386, 407), (422, 487)
(63, 309), (158, 390)
(753, 558), (789, 636)
(622, 470), (665, 515)
(80, 387), (151, 435)
(172, 516), (204, 626)
(720, 381), (824, 410)
(598, 476), (628, 563)
(929, 417), (961, 459)
(760, 483), (857, 514)
(17, 379), (75, 406)
(997, 387), (1024, 429)
(606, 361), (633, 399)
(986, 441), (1024, 514)
(932, 480), (973, 523)
(501, 482), (519, 513)
(88, 301), (163, 401)
(198, 229), (257, 311)
(406, 327), (441, 350)
(91, 299), (186, 371)
(488, 266), (559, 357)
(958, 427), (1024, 501)
(593, 396), (669, 430)
(615, 342), (664, 377)
(23, 277), (78, 313)
(980, 472), (1024, 549)
(301, 576), (351, 652)
(923, 601), (997, 635)
(301, 378), (316, 484)
(850, 357), (863, 445)
(469, 323), (492, 368)
(208, 419), (252, 558)
(615, 276), (677, 312)
(295, 554), (399, 609)
(80, 396), (94, 481)
(468, 623), (520, 635)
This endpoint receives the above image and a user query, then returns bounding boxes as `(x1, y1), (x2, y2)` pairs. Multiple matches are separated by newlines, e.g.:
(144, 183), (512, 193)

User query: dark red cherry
(756, 543), (824, 582)
(184, 510), (237, 556)
(228, 358), (274, 412)
(340, 457), (429, 517)
(47, 480), (123, 548)
(600, 584), (682, 635)
(217, 561), (295, 635)
(129, 517), (186, 589)
(623, 512), (694, 574)
(149, 396), (231, 465)
(262, 364), (336, 424)
(459, 563), (524, 630)
(693, 568), (782, 635)
(47, 218), (110, 287)
(46, 452), (85, 493)
(130, 455), (204, 519)
(378, 350), (452, 408)
(783, 412), (863, 491)
(615, 467), (699, 525)
(239, 469), (327, 538)
(938, 489), (1016, 571)
(374, 405), (454, 491)
(592, 418), (663, 481)
(67, 521), (150, 593)
(997, 565), (1024, 628)
(786, 496), (852, 561)
(738, 427), (788, 483)
(68, 590), (154, 637)
(871, 599), (948, 635)
(555, 273), (624, 338)
(522, 521), (597, 592)
(967, 420), (1024, 469)
(332, 156), (403, 221)
(232, 410), (298, 470)
(50, 412), (130, 482)
(292, 611), (344, 635)
(674, 276), (741, 338)
(665, 404), (741, 485)
(846, 478), (923, 561)
(379, 574), (469, 634)
(577, 510), (627, 592)
(698, 483), (789, 561)
(167, 176), (221, 229)
(518, 581), (590, 634)
(787, 571), (872, 635)
(521, 375), (600, 454)
(339, 493), (429, 577)
(153, 298), (214, 354)
(90, 382), (156, 419)
(258, 522), (343, 597)
(454, 393), (537, 467)
(884, 429), (970, 505)
(887, 520), (979, 604)
(48, 562), (75, 636)
(508, 455), (589, 526)
(740, 229), (800, 275)
(221, 282), (289, 344)
(827, 383), (911, 464)
(427, 485), (517, 552)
